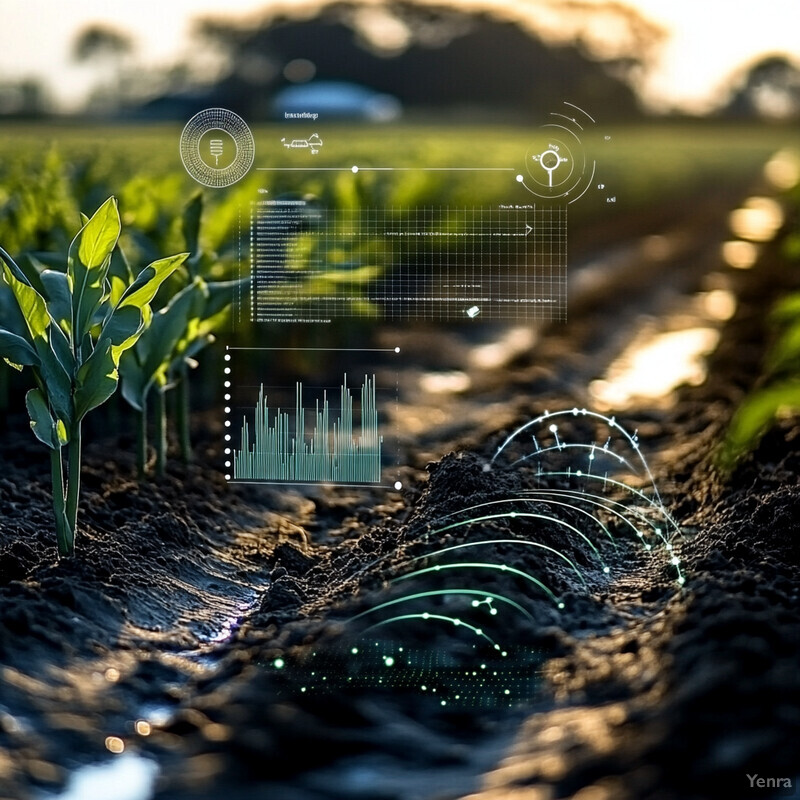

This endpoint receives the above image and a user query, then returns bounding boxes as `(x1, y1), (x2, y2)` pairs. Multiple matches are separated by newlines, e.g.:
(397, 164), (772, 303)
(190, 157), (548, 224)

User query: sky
(2, 0), (799, 113)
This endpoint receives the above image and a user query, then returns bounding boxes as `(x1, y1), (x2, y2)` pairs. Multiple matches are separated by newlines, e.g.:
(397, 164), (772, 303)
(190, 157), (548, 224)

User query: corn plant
(120, 193), (241, 476)
(120, 274), (234, 475)
(0, 197), (186, 556)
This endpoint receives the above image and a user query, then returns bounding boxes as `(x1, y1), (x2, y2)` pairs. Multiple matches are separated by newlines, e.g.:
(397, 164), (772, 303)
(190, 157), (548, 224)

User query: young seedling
(0, 197), (186, 556)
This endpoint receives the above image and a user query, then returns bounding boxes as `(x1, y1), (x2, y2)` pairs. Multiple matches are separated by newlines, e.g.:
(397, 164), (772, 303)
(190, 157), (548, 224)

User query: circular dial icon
(516, 103), (597, 203)
(180, 108), (255, 188)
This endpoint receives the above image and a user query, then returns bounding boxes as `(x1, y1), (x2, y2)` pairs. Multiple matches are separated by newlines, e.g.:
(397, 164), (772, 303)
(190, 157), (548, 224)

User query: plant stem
(177, 363), (192, 464)
(155, 386), (167, 477)
(50, 448), (72, 557)
(65, 423), (82, 550)
(136, 400), (148, 479)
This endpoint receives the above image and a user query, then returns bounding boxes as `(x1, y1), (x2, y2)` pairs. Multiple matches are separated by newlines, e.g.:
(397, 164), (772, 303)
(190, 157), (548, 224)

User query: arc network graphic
(265, 409), (684, 708)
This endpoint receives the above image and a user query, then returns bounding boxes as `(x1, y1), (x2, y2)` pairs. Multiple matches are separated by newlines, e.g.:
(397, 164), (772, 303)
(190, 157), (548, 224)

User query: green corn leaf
(25, 388), (68, 450)
(119, 279), (198, 410)
(765, 318), (800, 376)
(1, 261), (50, 346)
(108, 248), (134, 308)
(102, 305), (143, 348)
(19, 255), (48, 295)
(718, 381), (800, 472)
(36, 339), (74, 428)
(102, 253), (188, 363)
(182, 192), (203, 277)
(770, 291), (800, 324)
(40, 269), (73, 337)
(109, 275), (128, 308)
(204, 277), (246, 317)
(0, 284), (30, 341)
(116, 253), (188, 312)
(68, 197), (120, 349)
(77, 197), (120, 269)
(120, 355), (147, 412)
(0, 327), (40, 368)
(73, 338), (119, 421)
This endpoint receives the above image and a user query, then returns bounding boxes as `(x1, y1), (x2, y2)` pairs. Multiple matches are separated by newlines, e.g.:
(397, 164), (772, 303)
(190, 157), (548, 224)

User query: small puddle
(172, 588), (264, 665)
(41, 752), (159, 800)
(590, 326), (720, 410)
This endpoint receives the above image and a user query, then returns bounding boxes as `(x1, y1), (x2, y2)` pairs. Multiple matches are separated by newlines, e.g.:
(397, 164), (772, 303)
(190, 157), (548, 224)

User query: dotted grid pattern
(249, 203), (567, 322)
(179, 108), (255, 188)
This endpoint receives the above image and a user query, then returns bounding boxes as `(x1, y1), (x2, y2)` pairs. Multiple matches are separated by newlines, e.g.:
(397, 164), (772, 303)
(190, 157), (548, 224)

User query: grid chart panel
(250, 200), (567, 322)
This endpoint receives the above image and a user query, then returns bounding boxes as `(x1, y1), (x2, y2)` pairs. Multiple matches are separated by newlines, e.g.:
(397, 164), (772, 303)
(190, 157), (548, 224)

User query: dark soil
(1, 179), (800, 800)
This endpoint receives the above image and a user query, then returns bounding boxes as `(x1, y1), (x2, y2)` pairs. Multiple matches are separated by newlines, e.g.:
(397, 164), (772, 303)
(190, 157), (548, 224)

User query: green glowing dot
(678, 576), (686, 585)
(576, 470), (582, 477)
(422, 612), (430, 620)
(671, 557), (680, 565)
(351, 647), (359, 654)
(501, 651), (508, 657)
(421, 685), (427, 691)
(603, 566), (610, 574)
(453, 618), (461, 626)
(384, 657), (395, 667)
(441, 700), (446, 706)
(490, 608), (498, 615)
(481, 664), (486, 670)
(301, 687), (307, 692)
(471, 600), (479, 607)
(475, 629), (482, 636)
(273, 658), (285, 669)
(504, 689), (510, 695)
(558, 602), (565, 609)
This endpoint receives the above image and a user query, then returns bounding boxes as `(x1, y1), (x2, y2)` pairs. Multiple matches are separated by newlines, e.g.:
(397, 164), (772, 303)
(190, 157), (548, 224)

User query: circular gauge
(180, 108), (255, 188)
(523, 127), (585, 200)
(517, 104), (600, 204)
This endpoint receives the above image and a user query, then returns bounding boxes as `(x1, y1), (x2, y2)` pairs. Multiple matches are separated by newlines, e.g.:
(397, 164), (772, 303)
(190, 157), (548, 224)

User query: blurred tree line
(2, 1), (799, 121)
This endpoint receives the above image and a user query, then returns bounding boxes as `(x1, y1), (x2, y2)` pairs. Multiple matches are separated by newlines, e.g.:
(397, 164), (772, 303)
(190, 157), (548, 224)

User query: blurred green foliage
(718, 187), (800, 473)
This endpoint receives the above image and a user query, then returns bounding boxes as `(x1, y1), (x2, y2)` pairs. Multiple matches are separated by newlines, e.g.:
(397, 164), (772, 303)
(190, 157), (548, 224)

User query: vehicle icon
(281, 133), (323, 155)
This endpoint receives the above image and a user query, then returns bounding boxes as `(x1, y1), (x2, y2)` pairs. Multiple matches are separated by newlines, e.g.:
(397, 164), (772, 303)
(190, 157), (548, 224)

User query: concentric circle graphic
(516, 103), (599, 204)
(180, 108), (255, 188)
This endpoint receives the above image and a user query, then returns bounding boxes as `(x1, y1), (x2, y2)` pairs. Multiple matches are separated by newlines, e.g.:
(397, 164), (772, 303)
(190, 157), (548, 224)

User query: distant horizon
(3, 0), (800, 115)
